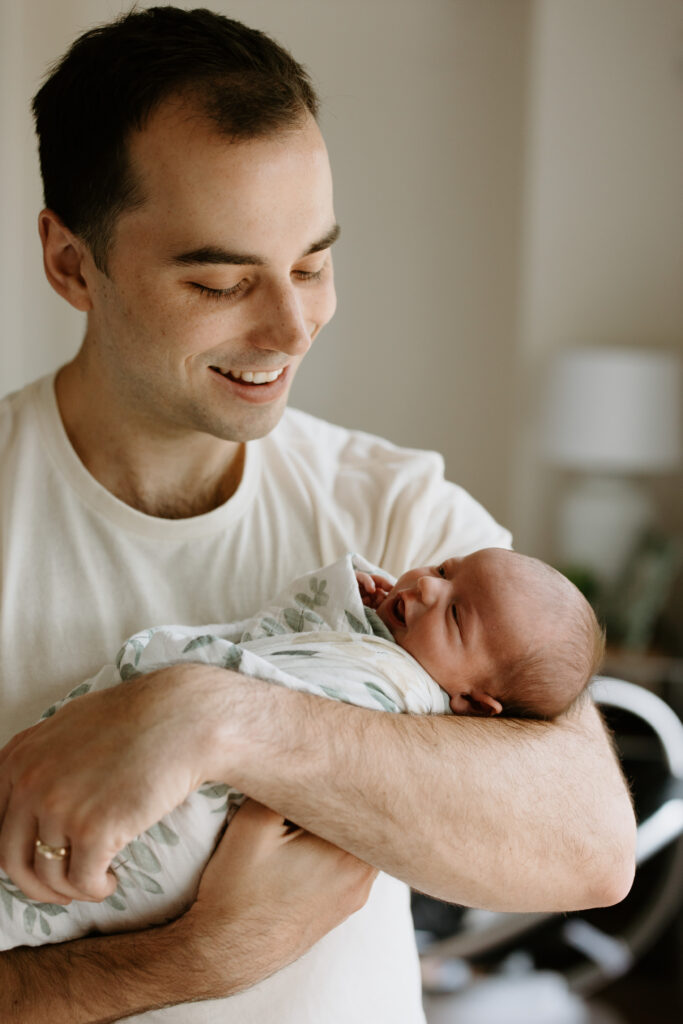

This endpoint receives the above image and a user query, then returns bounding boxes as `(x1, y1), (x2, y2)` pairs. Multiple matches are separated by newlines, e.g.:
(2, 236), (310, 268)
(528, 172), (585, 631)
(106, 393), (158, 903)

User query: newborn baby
(356, 547), (604, 720)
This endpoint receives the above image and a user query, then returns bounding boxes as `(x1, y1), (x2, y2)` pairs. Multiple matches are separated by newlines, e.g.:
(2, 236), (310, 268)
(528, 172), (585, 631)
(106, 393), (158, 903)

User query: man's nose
(252, 281), (312, 357)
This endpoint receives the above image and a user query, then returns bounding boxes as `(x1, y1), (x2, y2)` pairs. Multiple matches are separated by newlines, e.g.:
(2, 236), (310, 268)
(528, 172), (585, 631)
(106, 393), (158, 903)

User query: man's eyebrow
(301, 223), (341, 256)
(170, 224), (341, 267)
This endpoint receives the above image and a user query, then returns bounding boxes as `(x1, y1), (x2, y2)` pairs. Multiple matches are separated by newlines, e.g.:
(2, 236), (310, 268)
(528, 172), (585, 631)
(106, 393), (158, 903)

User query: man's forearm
(0, 798), (378, 1023)
(210, 671), (636, 913)
(1, 919), (202, 1024)
(1, 909), (282, 1022)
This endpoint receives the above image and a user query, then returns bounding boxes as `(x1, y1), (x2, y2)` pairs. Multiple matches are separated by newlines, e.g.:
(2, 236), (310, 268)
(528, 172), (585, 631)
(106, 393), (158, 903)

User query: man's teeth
(229, 368), (284, 384)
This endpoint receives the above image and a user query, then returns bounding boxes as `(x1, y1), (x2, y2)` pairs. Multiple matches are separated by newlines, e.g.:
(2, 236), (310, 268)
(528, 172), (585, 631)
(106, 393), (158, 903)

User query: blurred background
(1, 1), (681, 1021)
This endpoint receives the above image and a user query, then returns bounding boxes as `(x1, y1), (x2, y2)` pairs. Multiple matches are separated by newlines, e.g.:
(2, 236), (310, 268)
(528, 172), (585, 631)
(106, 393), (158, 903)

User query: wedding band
(35, 838), (70, 861)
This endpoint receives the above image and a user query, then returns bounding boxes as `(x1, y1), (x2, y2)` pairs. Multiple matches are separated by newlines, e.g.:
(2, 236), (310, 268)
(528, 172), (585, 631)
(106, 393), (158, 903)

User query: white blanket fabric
(0, 554), (449, 949)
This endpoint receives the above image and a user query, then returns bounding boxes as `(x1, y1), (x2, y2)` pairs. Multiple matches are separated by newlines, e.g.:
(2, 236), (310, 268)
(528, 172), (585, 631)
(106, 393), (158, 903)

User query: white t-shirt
(0, 373), (512, 1023)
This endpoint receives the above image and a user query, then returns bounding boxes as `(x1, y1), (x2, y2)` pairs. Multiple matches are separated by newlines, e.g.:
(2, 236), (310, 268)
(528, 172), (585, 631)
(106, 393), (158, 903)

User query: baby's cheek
(376, 597), (394, 630)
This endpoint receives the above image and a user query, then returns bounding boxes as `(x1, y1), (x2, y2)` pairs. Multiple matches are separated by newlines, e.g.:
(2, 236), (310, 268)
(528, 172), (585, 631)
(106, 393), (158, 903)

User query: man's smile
(208, 364), (292, 404)
(209, 366), (286, 385)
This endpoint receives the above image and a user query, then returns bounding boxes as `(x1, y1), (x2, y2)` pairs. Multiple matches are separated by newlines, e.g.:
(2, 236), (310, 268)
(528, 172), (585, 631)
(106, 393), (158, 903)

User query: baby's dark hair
(32, 6), (318, 272)
(495, 559), (605, 721)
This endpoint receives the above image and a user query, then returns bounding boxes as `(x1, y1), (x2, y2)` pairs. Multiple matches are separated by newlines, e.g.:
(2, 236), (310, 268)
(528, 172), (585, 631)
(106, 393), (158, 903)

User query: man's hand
(185, 799), (378, 996)
(0, 664), (214, 903)
(355, 570), (393, 609)
(0, 799), (378, 1022)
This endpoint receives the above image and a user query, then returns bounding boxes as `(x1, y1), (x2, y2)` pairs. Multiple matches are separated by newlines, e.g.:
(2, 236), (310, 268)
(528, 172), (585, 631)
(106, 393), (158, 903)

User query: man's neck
(55, 361), (245, 518)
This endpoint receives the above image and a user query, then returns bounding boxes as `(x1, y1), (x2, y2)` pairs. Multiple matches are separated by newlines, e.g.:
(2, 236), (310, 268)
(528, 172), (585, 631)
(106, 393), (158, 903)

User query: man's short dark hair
(32, 6), (319, 271)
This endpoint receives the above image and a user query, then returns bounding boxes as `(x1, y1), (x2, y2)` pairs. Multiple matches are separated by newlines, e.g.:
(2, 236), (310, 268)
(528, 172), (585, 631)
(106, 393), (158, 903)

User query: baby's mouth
(393, 595), (406, 625)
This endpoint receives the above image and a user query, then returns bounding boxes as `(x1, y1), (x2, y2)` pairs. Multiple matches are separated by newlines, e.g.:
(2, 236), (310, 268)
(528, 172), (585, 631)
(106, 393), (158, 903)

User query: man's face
(79, 100), (338, 443)
(376, 549), (537, 706)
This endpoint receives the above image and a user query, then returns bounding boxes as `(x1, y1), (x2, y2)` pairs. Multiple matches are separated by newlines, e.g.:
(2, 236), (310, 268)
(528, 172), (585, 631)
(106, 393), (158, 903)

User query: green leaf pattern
(344, 609), (370, 634)
(222, 645), (243, 671)
(182, 634), (218, 653)
(363, 682), (401, 712)
(145, 821), (180, 846)
(1, 554), (449, 947)
(259, 616), (287, 636)
(0, 874), (68, 938)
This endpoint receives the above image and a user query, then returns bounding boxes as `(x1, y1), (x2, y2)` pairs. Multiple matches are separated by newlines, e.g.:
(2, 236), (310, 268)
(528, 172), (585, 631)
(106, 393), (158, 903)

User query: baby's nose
(417, 575), (442, 605)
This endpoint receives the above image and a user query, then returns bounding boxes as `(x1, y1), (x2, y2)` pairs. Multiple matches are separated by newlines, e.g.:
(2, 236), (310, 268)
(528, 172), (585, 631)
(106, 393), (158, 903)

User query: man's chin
(210, 396), (290, 444)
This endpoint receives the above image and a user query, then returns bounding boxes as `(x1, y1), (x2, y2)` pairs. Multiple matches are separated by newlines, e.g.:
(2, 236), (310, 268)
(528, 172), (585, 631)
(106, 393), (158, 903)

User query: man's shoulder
(0, 377), (43, 453)
(266, 408), (512, 569)
(269, 407), (444, 475)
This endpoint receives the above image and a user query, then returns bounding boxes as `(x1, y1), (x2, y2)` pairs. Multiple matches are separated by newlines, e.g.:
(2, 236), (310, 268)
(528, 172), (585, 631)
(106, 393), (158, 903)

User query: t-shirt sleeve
(372, 449), (512, 576)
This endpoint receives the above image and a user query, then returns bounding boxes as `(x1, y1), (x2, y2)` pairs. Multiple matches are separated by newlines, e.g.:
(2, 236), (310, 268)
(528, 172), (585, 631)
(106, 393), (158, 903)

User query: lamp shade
(543, 347), (681, 472)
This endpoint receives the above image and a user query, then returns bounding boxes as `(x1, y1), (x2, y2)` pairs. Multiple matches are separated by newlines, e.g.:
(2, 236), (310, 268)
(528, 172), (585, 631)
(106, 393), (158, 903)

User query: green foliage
(182, 634), (217, 653)
(344, 610), (369, 634)
(364, 682), (399, 712)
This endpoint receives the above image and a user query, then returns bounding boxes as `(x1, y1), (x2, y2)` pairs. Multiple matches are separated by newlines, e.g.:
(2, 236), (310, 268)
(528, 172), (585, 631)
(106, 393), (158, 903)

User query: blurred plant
(557, 564), (602, 607)
(602, 530), (682, 651)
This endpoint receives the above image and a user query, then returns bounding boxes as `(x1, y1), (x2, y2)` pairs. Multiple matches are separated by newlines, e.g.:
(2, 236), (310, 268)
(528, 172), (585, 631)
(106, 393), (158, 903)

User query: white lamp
(543, 347), (681, 585)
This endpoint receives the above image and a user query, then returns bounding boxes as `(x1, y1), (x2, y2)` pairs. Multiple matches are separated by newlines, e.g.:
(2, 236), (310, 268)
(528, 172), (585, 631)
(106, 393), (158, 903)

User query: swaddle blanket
(0, 554), (450, 949)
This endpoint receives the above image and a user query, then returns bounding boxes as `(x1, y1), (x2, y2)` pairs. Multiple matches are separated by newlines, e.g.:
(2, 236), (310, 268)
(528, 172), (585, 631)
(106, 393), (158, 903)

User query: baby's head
(376, 548), (604, 720)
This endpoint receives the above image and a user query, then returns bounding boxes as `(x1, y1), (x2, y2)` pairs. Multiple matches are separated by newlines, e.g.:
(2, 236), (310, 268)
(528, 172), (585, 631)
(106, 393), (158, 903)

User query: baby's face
(376, 548), (538, 711)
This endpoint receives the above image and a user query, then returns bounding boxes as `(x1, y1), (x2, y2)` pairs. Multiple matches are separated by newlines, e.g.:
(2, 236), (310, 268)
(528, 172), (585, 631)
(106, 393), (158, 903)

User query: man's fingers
(0, 804), (71, 905)
(33, 815), (117, 902)
(185, 799), (380, 992)
(205, 798), (378, 923)
(32, 830), (78, 901)
(0, 667), (211, 905)
(223, 798), (290, 846)
(67, 844), (123, 901)
(0, 781), (117, 903)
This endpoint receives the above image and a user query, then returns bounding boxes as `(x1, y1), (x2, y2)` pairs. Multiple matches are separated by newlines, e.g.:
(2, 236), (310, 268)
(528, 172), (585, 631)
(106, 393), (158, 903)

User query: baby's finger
(369, 574), (394, 591)
(355, 571), (376, 593)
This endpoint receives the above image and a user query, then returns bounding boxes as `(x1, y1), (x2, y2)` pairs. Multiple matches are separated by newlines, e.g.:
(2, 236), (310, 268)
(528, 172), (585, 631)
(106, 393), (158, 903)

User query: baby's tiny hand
(355, 571), (392, 609)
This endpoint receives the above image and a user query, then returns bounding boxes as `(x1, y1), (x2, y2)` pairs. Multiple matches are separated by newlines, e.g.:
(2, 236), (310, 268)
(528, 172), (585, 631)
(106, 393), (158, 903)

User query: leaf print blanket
(0, 554), (450, 949)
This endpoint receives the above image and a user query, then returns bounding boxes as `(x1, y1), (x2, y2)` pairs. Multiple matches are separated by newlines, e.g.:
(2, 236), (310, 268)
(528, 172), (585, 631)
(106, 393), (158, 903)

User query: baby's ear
(450, 691), (503, 717)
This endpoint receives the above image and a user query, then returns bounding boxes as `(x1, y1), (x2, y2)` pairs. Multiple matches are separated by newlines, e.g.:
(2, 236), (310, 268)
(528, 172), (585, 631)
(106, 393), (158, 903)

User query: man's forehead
(117, 107), (335, 259)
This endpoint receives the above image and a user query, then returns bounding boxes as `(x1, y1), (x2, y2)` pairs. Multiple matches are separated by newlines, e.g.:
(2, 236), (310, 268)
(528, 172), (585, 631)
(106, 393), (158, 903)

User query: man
(0, 8), (635, 1023)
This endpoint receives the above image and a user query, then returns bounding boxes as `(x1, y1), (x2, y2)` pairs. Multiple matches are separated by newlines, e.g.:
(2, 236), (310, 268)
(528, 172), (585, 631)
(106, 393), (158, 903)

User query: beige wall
(1, 0), (681, 560)
(514, 0), (683, 559)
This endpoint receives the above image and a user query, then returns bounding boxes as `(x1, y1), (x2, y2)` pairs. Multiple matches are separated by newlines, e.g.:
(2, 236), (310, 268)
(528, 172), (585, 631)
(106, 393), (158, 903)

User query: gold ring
(35, 838), (70, 861)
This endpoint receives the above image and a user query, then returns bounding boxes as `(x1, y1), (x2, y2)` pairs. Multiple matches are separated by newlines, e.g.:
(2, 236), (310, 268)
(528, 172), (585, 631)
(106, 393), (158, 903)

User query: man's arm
(2, 914), (198, 1024)
(0, 801), (377, 1023)
(209, 673), (636, 912)
(0, 663), (635, 911)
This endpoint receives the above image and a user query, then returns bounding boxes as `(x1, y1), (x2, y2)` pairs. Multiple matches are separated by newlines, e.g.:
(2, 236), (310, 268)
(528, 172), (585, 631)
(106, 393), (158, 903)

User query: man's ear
(38, 209), (93, 312)
(450, 690), (503, 717)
